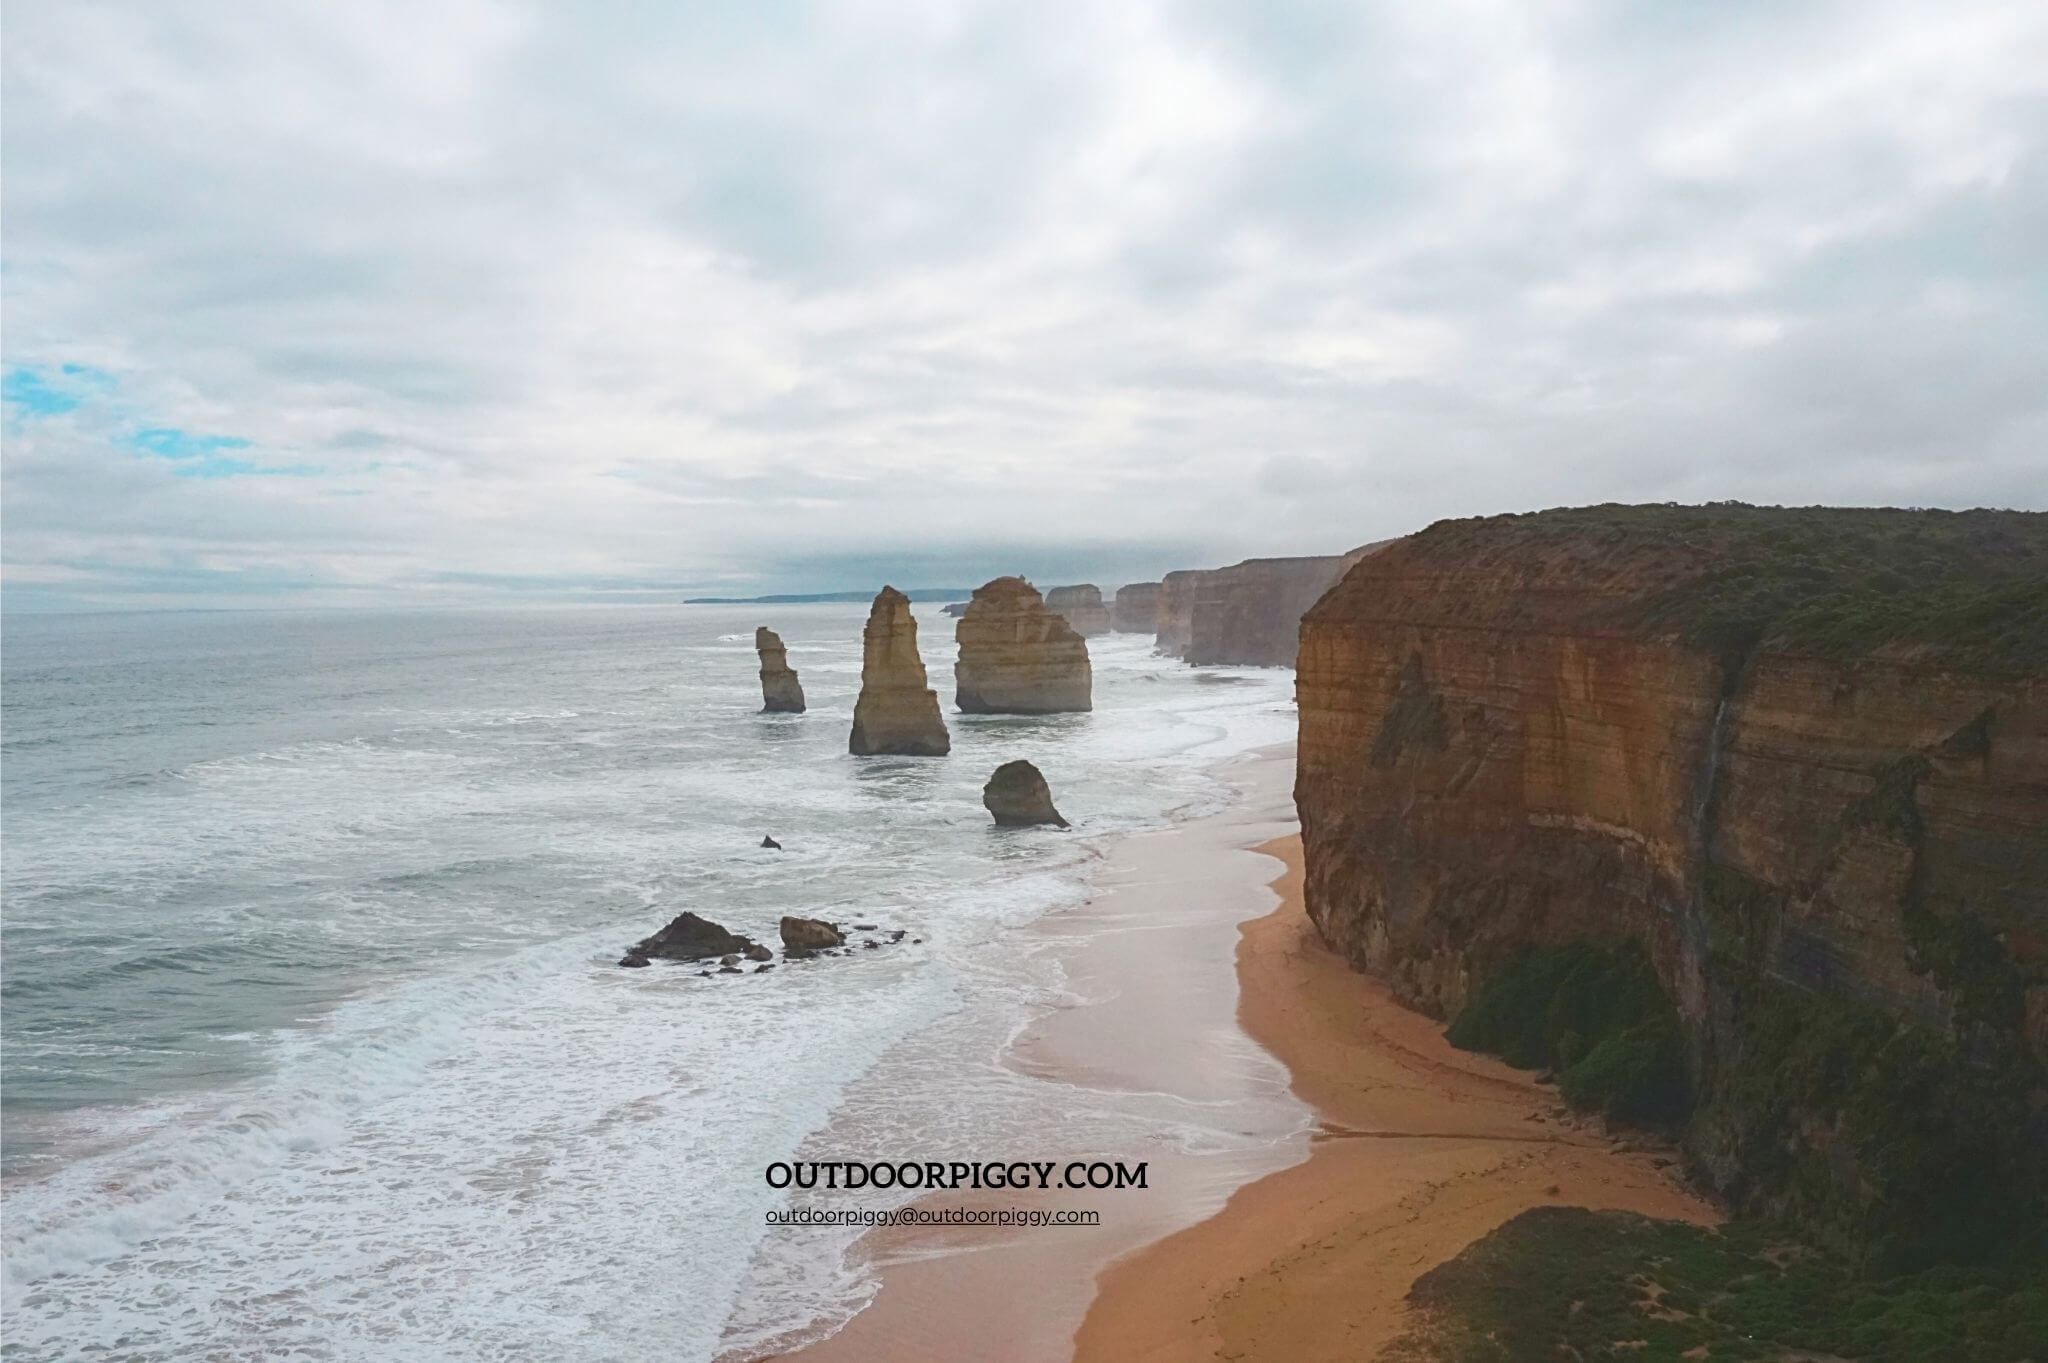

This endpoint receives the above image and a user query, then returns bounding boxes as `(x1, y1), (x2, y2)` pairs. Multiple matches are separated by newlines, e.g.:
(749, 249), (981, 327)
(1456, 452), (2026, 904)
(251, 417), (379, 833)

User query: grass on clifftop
(1446, 942), (1690, 1125)
(1414, 502), (2048, 670)
(1382, 1206), (2048, 1363)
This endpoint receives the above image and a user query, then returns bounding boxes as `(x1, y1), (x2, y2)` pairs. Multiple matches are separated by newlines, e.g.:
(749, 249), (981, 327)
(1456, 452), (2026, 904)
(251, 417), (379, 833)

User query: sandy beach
(1074, 834), (1718, 1361)
(775, 750), (1716, 1362)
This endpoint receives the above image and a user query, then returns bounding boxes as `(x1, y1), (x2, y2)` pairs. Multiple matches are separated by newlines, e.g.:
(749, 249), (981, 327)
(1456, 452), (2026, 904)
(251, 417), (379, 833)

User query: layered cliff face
(1154, 570), (1206, 656)
(1111, 581), (1160, 633)
(954, 577), (1092, 714)
(1044, 584), (1112, 637)
(849, 587), (950, 755)
(1152, 545), (1388, 666)
(754, 626), (805, 713)
(1296, 505), (2048, 1261)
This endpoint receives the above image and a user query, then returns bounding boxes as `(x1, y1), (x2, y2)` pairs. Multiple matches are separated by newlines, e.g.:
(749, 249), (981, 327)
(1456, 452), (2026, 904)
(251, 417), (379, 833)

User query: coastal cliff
(1154, 547), (1387, 666)
(754, 627), (805, 713)
(1295, 504), (2048, 1265)
(1111, 581), (1160, 633)
(1045, 584), (1112, 636)
(954, 577), (1092, 714)
(849, 587), (950, 755)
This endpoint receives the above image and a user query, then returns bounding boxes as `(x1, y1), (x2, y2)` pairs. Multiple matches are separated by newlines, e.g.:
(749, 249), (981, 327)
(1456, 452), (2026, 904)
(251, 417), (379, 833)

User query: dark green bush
(1384, 1207), (2048, 1363)
(1447, 942), (1692, 1125)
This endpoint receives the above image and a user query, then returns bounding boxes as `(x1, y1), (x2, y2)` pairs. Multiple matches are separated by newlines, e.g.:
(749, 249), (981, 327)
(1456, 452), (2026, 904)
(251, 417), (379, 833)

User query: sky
(3, 0), (2045, 610)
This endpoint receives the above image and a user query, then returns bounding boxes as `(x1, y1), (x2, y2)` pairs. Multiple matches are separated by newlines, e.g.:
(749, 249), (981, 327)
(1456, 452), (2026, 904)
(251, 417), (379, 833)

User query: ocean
(0, 604), (1299, 1361)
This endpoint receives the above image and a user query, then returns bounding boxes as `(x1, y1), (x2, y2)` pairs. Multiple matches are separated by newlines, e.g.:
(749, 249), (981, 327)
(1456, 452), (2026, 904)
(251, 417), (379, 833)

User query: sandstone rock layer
(1111, 581), (1161, 633)
(1045, 584), (1112, 636)
(781, 916), (844, 954)
(755, 626), (806, 712)
(954, 577), (1092, 714)
(983, 760), (1069, 827)
(1294, 504), (2048, 1252)
(849, 587), (951, 755)
(1153, 546), (1389, 666)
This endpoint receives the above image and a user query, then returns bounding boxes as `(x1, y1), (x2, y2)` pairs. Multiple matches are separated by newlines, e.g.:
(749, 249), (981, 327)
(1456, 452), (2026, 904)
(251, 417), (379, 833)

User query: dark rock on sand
(982, 760), (1069, 827)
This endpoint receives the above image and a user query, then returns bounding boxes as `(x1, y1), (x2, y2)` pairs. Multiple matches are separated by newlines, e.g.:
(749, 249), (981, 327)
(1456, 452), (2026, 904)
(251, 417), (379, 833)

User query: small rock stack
(755, 626), (806, 713)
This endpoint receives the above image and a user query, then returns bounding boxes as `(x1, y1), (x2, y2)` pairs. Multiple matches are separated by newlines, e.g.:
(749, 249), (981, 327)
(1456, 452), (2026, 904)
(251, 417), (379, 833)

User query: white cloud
(3, 0), (2044, 608)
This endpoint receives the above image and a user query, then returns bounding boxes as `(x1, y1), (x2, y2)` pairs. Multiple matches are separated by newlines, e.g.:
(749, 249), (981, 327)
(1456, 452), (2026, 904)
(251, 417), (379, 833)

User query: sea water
(0, 604), (1298, 1361)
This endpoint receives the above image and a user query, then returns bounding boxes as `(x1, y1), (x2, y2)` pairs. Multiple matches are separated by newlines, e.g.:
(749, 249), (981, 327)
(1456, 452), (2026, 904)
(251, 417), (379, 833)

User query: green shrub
(1448, 942), (1692, 1125)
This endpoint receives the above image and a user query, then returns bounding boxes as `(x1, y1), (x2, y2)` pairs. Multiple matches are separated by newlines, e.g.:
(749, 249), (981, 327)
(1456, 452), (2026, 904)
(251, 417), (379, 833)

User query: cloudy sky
(4, 0), (2044, 609)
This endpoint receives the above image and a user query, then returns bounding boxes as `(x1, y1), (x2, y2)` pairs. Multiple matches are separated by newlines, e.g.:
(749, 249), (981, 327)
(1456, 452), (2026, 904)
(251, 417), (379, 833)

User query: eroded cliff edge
(1295, 504), (2048, 1265)
(1155, 544), (1389, 665)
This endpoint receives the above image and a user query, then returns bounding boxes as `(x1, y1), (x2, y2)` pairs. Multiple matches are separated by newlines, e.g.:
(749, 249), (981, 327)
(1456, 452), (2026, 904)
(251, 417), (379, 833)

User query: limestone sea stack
(983, 760), (1068, 827)
(849, 587), (951, 755)
(755, 627), (805, 712)
(1111, 581), (1161, 633)
(1044, 584), (1112, 636)
(954, 577), (1092, 714)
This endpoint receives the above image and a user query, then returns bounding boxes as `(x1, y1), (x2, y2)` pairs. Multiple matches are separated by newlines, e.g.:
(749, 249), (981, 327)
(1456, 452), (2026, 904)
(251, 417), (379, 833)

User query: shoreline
(762, 745), (1310, 1362)
(1073, 835), (1718, 1361)
(762, 756), (1716, 1363)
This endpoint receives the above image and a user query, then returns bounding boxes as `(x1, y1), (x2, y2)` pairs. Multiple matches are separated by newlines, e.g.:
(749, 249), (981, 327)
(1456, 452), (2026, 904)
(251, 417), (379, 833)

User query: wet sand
(772, 749), (1307, 1362)
(1072, 835), (1718, 1362)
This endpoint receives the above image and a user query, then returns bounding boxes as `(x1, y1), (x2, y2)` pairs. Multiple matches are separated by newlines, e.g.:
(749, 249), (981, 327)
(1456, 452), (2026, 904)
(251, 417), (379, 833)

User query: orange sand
(1071, 835), (1718, 1362)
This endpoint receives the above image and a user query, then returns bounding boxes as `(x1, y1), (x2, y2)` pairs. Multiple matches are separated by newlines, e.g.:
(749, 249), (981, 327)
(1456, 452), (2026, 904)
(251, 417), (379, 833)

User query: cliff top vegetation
(1327, 503), (2047, 671)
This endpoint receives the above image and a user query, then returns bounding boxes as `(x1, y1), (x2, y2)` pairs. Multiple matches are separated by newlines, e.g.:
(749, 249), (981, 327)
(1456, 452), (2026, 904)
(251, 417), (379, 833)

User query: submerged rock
(618, 950), (651, 968)
(781, 915), (846, 955)
(954, 577), (1091, 714)
(983, 759), (1069, 828)
(632, 911), (759, 961)
(760, 835), (782, 850)
(849, 587), (951, 755)
(744, 943), (773, 962)
(1045, 584), (1112, 637)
